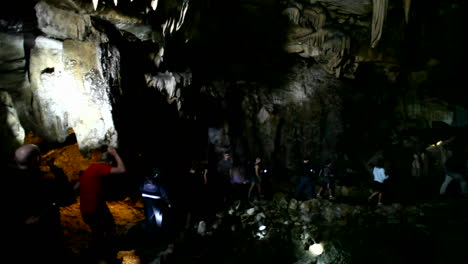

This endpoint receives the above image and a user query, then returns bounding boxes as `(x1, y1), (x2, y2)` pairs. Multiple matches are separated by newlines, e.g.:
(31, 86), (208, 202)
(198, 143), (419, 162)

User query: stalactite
(403, 0), (411, 23)
(92, 0), (99, 10)
(371, 0), (388, 48)
(114, 0), (118, 6)
(151, 0), (158, 11)
(162, 19), (168, 36)
(170, 18), (175, 34)
(176, 0), (189, 31)
(302, 6), (326, 30)
(283, 7), (301, 25)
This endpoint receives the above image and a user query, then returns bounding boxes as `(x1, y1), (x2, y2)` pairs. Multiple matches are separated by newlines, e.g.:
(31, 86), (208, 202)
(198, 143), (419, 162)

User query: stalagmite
(92, 0), (99, 10)
(371, 0), (388, 48)
(403, 0), (411, 23)
(151, 0), (158, 11)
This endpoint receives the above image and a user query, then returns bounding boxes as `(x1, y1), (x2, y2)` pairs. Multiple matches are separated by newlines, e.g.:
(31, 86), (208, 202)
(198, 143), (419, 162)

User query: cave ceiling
(4, 0), (466, 83)
(2, 0), (416, 79)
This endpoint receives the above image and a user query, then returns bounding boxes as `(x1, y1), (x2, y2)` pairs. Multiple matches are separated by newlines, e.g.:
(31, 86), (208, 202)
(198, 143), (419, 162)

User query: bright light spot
(151, 208), (163, 227)
(309, 243), (324, 256)
(259, 225), (266, 231)
(151, 0), (158, 10)
(436, 141), (443, 146)
(256, 232), (265, 239)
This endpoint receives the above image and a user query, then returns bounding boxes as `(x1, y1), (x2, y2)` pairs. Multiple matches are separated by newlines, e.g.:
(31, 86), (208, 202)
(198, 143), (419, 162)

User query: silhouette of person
(10, 144), (74, 263)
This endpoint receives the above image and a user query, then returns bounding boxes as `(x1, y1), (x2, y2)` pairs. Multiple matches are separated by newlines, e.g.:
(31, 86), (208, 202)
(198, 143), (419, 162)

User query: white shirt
(373, 167), (388, 183)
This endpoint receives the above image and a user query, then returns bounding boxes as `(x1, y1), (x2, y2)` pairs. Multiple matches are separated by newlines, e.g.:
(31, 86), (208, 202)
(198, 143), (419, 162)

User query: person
(141, 167), (171, 238)
(184, 160), (207, 230)
(411, 153), (422, 178)
(247, 157), (264, 200)
(368, 158), (389, 205)
(228, 161), (247, 201)
(316, 159), (336, 200)
(216, 152), (233, 205)
(294, 157), (316, 200)
(77, 145), (126, 261)
(439, 150), (467, 196)
(10, 144), (74, 263)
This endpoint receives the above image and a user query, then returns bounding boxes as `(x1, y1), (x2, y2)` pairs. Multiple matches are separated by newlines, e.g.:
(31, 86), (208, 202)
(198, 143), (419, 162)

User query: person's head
(15, 144), (41, 169)
(324, 159), (332, 166)
(375, 158), (384, 168)
(100, 151), (115, 165)
(145, 167), (161, 182)
(152, 167), (161, 178)
(303, 158), (310, 163)
(223, 153), (231, 160)
(255, 157), (262, 163)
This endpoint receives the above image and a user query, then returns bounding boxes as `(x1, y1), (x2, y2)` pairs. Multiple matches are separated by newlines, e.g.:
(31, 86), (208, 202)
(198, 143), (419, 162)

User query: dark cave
(2, 0), (468, 263)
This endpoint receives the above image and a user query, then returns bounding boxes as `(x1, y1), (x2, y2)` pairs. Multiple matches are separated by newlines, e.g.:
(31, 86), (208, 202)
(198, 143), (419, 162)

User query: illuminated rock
(0, 91), (25, 161)
(35, 1), (94, 41)
(29, 36), (118, 152)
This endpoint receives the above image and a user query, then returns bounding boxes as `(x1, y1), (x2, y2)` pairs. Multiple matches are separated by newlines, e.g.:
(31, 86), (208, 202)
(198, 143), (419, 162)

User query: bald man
(11, 144), (73, 263)
(14, 143), (41, 168)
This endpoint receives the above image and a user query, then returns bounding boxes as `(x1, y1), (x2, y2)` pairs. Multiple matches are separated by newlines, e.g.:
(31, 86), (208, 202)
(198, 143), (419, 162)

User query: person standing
(77, 146), (126, 261)
(439, 149), (467, 196)
(248, 157), (264, 200)
(217, 152), (233, 206)
(294, 157), (316, 200)
(141, 168), (171, 238)
(316, 159), (336, 200)
(368, 158), (389, 205)
(10, 144), (74, 263)
(184, 160), (208, 230)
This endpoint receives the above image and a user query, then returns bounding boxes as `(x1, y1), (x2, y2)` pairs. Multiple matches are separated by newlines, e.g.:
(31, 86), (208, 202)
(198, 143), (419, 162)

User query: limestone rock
(35, 1), (95, 41)
(28, 36), (118, 151)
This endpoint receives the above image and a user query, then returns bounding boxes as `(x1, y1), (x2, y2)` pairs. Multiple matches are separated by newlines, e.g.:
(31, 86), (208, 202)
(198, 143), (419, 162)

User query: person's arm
(160, 186), (171, 208)
(107, 146), (126, 174)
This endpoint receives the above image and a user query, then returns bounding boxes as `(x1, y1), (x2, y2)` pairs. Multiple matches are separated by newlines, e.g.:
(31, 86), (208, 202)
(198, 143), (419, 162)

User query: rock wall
(0, 0), (466, 176)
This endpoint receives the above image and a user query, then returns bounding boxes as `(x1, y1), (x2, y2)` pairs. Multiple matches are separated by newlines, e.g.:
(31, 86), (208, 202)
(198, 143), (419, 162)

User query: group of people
(294, 158), (336, 201)
(293, 157), (392, 206)
(215, 152), (267, 203)
(9, 141), (466, 263)
(9, 143), (127, 263)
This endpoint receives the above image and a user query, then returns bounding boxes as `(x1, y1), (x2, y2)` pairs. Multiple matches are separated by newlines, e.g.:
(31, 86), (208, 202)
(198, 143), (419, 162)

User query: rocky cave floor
(58, 189), (468, 264)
